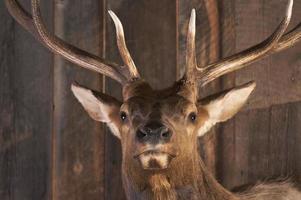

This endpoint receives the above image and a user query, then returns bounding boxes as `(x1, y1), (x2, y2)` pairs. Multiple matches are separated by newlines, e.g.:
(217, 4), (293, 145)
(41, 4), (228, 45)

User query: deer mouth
(135, 150), (176, 170)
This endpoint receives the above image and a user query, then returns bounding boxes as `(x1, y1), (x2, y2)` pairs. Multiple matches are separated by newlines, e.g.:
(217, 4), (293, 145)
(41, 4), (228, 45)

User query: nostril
(137, 123), (171, 143)
(137, 129), (148, 140)
(161, 130), (171, 139)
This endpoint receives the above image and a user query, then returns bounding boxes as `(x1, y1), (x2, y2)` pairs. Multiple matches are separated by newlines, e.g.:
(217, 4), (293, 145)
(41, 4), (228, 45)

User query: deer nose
(136, 121), (172, 143)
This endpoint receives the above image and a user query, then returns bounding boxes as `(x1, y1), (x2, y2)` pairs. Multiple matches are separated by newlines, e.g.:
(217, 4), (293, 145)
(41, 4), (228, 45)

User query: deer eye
(120, 112), (127, 121)
(189, 112), (197, 122)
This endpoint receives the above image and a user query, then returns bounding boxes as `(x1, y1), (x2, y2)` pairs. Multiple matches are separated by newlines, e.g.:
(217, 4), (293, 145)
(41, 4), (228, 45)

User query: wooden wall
(0, 0), (300, 199)
(216, 0), (301, 190)
(0, 0), (53, 199)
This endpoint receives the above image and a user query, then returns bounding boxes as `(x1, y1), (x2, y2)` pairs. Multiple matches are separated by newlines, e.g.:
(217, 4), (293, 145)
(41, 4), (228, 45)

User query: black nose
(136, 121), (172, 143)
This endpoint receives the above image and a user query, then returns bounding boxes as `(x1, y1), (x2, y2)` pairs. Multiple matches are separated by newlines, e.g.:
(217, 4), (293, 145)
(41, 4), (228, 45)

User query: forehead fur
(121, 81), (198, 121)
(122, 93), (197, 124)
(122, 80), (194, 101)
(123, 83), (193, 106)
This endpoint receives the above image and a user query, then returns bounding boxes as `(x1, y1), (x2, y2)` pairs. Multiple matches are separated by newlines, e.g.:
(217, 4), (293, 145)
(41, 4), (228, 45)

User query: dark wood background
(0, 0), (300, 199)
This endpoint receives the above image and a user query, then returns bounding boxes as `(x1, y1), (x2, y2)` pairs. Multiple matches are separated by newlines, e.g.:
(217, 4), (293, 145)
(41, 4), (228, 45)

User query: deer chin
(135, 151), (176, 170)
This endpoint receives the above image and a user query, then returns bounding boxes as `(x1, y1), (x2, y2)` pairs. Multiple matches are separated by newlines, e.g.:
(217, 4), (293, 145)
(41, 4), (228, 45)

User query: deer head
(6, 0), (301, 199)
(70, 9), (259, 172)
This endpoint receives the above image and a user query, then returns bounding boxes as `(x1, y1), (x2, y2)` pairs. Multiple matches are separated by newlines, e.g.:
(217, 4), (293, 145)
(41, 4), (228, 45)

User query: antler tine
(198, 0), (296, 86)
(6, 0), (130, 84)
(178, 10), (198, 101)
(108, 11), (141, 81)
(186, 9), (197, 80)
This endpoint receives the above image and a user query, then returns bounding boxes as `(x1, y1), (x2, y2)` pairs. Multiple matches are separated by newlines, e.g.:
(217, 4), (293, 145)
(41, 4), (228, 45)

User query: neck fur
(122, 151), (238, 200)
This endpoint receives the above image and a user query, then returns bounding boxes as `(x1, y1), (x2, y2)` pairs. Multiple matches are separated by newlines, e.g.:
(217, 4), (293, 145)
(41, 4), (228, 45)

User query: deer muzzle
(136, 121), (172, 144)
(135, 150), (176, 170)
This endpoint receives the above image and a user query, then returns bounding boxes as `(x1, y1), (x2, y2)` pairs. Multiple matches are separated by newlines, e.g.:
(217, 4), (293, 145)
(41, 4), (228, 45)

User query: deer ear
(71, 83), (122, 139)
(197, 81), (256, 137)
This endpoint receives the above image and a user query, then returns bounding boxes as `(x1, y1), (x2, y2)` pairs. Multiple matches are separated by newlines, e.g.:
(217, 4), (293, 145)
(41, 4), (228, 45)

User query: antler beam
(5, 0), (141, 84)
(194, 0), (301, 86)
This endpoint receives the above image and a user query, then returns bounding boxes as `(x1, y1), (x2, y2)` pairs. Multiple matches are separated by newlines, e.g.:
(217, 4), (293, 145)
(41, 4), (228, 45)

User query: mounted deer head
(6, 0), (301, 199)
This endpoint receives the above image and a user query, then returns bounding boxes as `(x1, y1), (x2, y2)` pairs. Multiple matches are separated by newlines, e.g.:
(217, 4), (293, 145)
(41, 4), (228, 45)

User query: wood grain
(216, 0), (237, 187)
(52, 0), (104, 199)
(287, 102), (301, 182)
(235, 0), (301, 110)
(0, 0), (53, 199)
(219, 0), (301, 190)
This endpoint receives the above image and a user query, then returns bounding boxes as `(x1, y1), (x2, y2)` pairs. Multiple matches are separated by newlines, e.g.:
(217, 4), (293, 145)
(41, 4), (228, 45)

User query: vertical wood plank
(268, 105), (290, 178)
(216, 0), (237, 188)
(52, 0), (104, 199)
(234, 110), (269, 188)
(105, 0), (177, 199)
(219, 0), (274, 189)
(0, 0), (53, 199)
(287, 103), (301, 182)
(219, 0), (263, 189)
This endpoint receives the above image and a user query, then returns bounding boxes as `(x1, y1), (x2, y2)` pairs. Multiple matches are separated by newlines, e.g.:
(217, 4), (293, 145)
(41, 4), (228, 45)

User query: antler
(185, 0), (301, 87)
(108, 11), (140, 80)
(5, 0), (140, 84)
(185, 9), (197, 83)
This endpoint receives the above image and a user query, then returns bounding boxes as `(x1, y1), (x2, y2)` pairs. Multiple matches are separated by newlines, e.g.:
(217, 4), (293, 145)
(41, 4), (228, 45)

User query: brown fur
(238, 181), (301, 200)
(71, 80), (301, 200)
